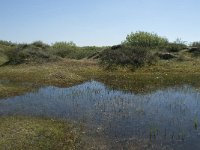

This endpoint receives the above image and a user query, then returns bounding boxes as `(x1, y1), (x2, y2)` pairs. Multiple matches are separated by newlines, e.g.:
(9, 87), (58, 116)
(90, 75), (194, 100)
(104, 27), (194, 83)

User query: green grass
(0, 83), (36, 99)
(1, 59), (200, 96)
(0, 59), (98, 98)
(86, 59), (200, 93)
(0, 116), (158, 150)
(0, 59), (96, 85)
(1, 59), (200, 149)
(0, 116), (82, 150)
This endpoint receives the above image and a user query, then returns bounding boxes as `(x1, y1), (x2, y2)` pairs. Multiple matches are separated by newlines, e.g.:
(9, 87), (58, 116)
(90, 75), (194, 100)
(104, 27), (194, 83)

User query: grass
(1, 59), (200, 97)
(0, 59), (97, 85)
(0, 59), (99, 98)
(1, 36), (200, 150)
(1, 59), (200, 149)
(0, 116), (120, 150)
(0, 116), (82, 150)
(0, 83), (36, 99)
(93, 60), (200, 93)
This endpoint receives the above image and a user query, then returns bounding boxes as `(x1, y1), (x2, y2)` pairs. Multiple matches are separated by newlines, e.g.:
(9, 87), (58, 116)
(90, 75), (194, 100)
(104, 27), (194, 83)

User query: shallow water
(0, 80), (200, 149)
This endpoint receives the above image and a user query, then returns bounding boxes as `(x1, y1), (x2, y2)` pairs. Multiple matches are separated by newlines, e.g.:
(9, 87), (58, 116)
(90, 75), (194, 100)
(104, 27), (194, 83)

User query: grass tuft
(0, 116), (82, 150)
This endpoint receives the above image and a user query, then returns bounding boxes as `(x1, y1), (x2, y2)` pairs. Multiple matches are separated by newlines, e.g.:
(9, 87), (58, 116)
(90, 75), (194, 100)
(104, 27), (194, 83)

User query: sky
(0, 0), (200, 46)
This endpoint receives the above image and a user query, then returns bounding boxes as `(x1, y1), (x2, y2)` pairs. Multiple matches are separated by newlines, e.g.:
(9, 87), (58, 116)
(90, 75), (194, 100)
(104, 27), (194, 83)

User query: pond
(0, 80), (200, 149)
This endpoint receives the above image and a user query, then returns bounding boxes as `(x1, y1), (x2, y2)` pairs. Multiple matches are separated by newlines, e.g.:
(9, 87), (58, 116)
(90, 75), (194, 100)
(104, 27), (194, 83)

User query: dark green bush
(31, 41), (50, 49)
(5, 45), (58, 65)
(192, 42), (200, 48)
(100, 45), (157, 69)
(0, 40), (105, 65)
(188, 42), (200, 57)
(166, 43), (187, 52)
(0, 40), (16, 47)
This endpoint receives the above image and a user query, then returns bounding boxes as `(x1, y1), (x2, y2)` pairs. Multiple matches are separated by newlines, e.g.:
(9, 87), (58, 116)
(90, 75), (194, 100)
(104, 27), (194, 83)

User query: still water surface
(0, 81), (200, 149)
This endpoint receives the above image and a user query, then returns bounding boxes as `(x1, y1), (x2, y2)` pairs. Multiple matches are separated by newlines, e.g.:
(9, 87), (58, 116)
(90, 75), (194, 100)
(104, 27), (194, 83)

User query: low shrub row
(99, 45), (157, 69)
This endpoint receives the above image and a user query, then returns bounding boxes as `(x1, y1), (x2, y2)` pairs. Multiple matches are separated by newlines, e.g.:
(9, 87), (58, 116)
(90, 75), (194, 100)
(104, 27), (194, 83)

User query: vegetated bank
(1, 31), (200, 149)
(0, 31), (200, 96)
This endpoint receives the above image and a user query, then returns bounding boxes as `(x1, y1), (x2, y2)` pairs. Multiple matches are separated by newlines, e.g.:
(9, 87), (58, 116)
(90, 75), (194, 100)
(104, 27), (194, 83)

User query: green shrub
(31, 41), (50, 49)
(72, 46), (104, 59)
(166, 43), (187, 52)
(5, 44), (58, 65)
(0, 40), (16, 47)
(0, 51), (9, 65)
(51, 42), (77, 58)
(52, 42), (104, 59)
(124, 31), (168, 48)
(188, 42), (200, 57)
(0, 40), (105, 65)
(100, 45), (157, 69)
(192, 42), (200, 48)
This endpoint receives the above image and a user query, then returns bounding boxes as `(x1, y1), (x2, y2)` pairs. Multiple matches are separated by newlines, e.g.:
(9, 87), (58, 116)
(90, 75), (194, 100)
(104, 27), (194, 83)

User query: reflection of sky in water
(0, 81), (200, 149)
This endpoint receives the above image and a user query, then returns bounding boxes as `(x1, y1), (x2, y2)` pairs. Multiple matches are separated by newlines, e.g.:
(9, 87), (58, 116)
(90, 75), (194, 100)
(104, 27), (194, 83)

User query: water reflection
(0, 80), (200, 149)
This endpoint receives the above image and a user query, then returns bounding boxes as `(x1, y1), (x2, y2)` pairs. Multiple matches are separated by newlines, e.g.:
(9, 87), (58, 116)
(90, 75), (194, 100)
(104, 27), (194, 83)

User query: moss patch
(0, 116), (82, 150)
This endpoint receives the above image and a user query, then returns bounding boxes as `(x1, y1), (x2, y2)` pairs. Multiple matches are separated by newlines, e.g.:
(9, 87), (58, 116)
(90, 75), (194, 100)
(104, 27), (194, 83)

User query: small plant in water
(149, 126), (158, 140)
(194, 115), (198, 130)
(178, 130), (186, 141)
(150, 128), (153, 140)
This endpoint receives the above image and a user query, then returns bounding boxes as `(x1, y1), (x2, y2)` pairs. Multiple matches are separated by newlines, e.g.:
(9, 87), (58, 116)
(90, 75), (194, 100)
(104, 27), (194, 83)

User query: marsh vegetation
(1, 32), (200, 149)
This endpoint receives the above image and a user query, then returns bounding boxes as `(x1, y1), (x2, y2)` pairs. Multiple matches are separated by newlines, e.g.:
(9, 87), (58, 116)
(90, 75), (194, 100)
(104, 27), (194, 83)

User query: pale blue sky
(0, 0), (200, 46)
